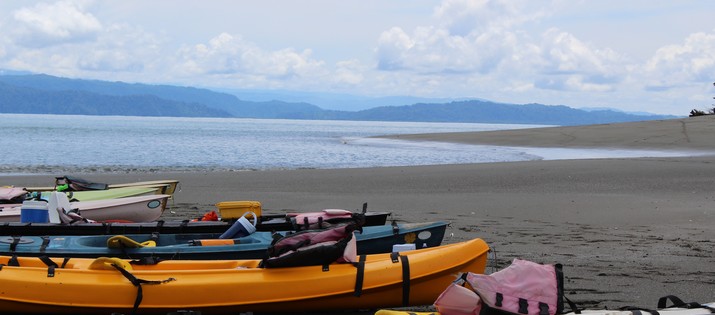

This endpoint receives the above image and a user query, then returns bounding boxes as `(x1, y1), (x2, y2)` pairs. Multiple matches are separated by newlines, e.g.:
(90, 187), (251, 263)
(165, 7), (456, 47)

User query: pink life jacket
(288, 209), (355, 230)
(435, 259), (564, 315)
(434, 282), (482, 315)
(0, 187), (27, 203)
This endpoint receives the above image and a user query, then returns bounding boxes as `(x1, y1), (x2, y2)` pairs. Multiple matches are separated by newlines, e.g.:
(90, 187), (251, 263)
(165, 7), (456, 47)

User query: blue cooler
(20, 200), (50, 223)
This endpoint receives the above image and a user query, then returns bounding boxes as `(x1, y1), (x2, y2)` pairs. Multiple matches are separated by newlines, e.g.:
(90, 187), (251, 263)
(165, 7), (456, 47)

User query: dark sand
(2, 116), (714, 312)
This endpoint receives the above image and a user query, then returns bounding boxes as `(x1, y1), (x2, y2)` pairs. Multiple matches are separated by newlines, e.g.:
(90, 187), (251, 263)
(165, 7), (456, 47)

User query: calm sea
(0, 114), (689, 174)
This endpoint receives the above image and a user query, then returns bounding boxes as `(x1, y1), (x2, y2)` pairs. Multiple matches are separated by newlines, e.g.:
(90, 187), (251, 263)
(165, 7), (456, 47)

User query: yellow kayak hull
(0, 238), (488, 314)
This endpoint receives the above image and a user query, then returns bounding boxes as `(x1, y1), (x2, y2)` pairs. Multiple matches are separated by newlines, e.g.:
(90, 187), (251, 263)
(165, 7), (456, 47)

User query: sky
(1, 0), (714, 115)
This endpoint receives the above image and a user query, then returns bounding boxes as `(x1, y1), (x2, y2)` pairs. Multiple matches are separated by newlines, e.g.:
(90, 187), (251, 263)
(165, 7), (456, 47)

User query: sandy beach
(3, 115), (714, 312)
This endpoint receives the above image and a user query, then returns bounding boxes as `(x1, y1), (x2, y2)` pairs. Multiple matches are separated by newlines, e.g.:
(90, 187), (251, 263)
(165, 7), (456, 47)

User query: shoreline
(1, 117), (714, 310)
(381, 115), (715, 151)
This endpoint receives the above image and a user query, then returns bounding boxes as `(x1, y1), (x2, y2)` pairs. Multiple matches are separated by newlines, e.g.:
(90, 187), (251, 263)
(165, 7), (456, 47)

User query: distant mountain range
(0, 73), (679, 125)
(212, 87), (477, 111)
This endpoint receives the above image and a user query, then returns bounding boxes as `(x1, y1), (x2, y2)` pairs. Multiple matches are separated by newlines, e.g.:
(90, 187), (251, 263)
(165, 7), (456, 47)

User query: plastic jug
(20, 200), (50, 223)
(218, 212), (257, 239)
(45, 192), (70, 223)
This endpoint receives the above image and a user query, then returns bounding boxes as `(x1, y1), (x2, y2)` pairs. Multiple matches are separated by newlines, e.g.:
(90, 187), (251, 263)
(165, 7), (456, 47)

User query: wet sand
(2, 116), (714, 312)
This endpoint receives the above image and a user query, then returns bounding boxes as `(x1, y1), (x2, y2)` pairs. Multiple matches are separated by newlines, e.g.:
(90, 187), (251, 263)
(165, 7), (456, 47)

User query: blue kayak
(0, 221), (447, 260)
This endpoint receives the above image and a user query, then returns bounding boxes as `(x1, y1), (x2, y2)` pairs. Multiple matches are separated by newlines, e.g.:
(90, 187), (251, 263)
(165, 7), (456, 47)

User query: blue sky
(1, 0), (714, 115)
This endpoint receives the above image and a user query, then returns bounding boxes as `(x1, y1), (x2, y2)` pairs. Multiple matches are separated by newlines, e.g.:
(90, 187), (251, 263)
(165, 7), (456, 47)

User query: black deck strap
(555, 263), (565, 314)
(353, 254), (367, 297)
(362, 202), (367, 214)
(129, 256), (163, 266)
(658, 295), (686, 309)
(60, 257), (70, 268)
(563, 295), (581, 314)
(40, 236), (50, 253)
(111, 263), (175, 315)
(399, 254), (411, 306)
(8, 254), (19, 267)
(391, 220), (399, 235)
(149, 232), (160, 243)
(322, 262), (330, 272)
(37, 255), (58, 277)
(390, 251), (399, 263)
(104, 222), (111, 235)
(656, 295), (714, 311)
(657, 295), (715, 313)
(620, 307), (659, 315)
(38, 255), (58, 267)
(9, 236), (20, 252)
(518, 298), (529, 314)
(539, 302), (550, 315)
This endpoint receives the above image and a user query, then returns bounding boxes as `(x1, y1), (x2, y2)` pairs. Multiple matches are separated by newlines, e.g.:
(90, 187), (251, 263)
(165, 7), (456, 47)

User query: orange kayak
(0, 238), (489, 314)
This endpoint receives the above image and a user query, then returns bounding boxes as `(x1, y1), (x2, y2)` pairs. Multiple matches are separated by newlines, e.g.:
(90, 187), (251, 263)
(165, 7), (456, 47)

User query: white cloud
(375, 23), (520, 75)
(76, 24), (164, 73)
(374, 0), (626, 95)
(334, 60), (365, 85)
(2, 20), (164, 78)
(0, 1), (163, 78)
(376, 27), (414, 70)
(532, 28), (626, 92)
(12, 0), (102, 47)
(642, 30), (715, 90)
(172, 32), (329, 88)
(368, 0), (715, 115)
(434, 0), (542, 36)
(375, 0), (538, 74)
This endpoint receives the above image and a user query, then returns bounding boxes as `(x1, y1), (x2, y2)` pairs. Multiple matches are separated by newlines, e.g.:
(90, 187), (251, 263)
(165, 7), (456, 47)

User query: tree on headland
(688, 81), (715, 117)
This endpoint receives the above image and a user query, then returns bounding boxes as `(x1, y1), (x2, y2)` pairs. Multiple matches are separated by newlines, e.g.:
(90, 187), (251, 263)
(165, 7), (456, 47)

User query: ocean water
(0, 114), (692, 174)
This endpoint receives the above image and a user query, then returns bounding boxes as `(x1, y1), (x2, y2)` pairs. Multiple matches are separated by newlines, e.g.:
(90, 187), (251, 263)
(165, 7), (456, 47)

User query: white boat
(0, 194), (170, 223)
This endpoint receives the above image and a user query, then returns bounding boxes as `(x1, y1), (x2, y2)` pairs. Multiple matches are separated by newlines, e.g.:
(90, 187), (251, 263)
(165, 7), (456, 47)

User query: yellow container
(216, 201), (262, 220)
